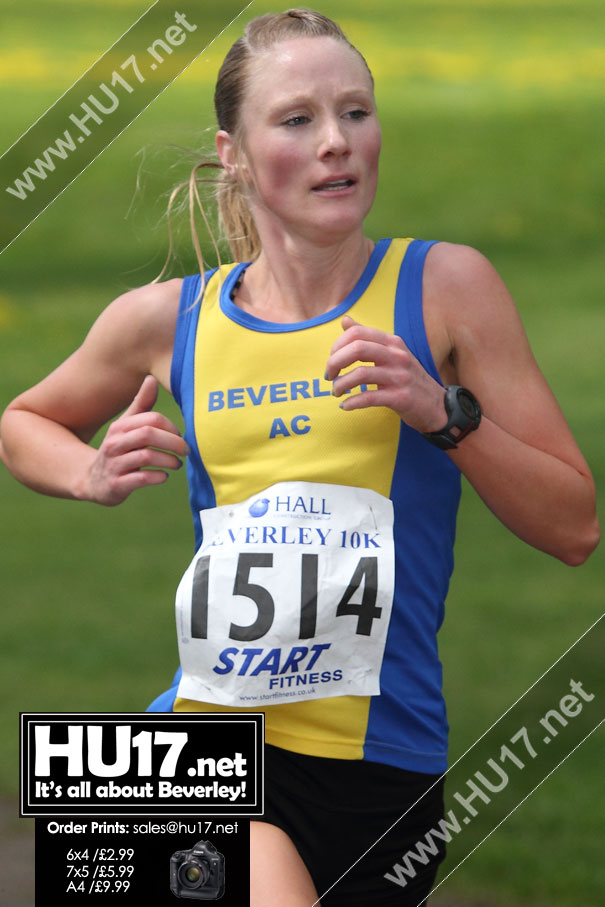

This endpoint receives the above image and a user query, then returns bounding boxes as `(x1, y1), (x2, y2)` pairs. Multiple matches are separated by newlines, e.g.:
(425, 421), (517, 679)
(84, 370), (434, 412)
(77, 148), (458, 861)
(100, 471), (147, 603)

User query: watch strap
(422, 385), (481, 450)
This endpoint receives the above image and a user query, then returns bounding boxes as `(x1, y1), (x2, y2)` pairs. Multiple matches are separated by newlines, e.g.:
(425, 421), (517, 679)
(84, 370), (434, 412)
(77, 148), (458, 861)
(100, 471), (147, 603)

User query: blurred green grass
(1, 1), (603, 904)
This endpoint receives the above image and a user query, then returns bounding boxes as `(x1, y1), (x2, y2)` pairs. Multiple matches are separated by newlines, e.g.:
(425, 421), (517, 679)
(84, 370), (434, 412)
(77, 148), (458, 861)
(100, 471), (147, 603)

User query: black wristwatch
(422, 385), (482, 450)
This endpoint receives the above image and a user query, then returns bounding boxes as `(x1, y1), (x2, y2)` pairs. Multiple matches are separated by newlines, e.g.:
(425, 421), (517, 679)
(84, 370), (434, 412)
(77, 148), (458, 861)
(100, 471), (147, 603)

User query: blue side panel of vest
(170, 272), (218, 553)
(146, 667), (182, 712)
(363, 240), (461, 772)
(146, 275), (218, 713)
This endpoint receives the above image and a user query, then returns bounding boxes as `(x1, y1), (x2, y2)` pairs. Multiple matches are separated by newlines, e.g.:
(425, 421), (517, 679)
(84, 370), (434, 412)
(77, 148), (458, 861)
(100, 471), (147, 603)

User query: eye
(345, 108), (370, 121)
(283, 115), (309, 127)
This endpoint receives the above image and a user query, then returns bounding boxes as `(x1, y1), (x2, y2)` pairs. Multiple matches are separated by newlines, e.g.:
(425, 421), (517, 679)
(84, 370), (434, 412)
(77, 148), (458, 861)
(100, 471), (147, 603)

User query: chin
(301, 219), (362, 244)
(317, 210), (371, 239)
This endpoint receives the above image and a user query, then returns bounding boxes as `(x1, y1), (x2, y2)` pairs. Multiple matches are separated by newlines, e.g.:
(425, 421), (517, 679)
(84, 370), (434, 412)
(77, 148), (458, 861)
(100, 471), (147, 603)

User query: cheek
(267, 155), (298, 191)
(248, 136), (308, 197)
(364, 127), (382, 172)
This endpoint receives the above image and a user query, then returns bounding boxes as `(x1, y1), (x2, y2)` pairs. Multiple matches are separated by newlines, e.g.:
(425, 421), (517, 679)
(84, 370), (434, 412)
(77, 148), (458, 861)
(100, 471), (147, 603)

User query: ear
(216, 130), (250, 182)
(215, 130), (237, 174)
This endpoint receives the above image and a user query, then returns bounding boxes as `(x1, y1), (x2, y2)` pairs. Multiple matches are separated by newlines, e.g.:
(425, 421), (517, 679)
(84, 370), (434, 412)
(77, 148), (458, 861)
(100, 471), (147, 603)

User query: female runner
(0, 8), (599, 906)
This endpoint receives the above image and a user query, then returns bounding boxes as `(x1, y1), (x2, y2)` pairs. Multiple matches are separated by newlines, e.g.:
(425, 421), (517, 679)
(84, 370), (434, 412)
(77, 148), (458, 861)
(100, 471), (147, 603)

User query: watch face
(458, 389), (478, 419)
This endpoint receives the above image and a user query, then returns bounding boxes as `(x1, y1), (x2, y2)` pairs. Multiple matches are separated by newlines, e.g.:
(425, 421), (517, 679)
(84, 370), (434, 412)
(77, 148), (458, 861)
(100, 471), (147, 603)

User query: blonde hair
(156, 9), (373, 290)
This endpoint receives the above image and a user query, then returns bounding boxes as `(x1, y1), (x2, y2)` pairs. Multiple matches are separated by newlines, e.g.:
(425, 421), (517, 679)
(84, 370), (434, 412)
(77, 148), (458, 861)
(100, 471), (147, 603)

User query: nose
(318, 116), (351, 159)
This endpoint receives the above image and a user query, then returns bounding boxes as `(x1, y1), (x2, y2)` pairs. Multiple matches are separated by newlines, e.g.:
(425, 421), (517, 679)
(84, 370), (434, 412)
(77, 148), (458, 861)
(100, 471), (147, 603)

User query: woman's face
(219, 36), (381, 246)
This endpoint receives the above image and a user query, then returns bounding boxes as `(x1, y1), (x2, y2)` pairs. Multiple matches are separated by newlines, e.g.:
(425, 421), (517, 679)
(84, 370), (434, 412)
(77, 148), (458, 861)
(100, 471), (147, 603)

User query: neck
(233, 229), (374, 323)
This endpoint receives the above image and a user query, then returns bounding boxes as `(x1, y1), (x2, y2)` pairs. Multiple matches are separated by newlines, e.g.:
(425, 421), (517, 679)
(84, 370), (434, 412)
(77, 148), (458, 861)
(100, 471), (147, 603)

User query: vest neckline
(218, 238), (392, 334)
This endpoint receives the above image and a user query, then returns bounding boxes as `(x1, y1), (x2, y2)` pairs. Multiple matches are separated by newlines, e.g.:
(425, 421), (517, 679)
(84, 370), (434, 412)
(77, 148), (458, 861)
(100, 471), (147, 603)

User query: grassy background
(1, 1), (603, 904)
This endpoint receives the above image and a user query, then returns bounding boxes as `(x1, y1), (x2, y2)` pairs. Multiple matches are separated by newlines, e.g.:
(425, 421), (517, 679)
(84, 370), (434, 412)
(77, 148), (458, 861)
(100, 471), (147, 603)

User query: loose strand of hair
(189, 161), (224, 304)
(151, 179), (185, 286)
(152, 159), (224, 305)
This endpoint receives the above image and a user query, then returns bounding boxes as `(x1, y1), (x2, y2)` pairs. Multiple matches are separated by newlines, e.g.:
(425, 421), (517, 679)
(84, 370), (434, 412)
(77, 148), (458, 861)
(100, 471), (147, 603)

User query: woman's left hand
(325, 315), (446, 432)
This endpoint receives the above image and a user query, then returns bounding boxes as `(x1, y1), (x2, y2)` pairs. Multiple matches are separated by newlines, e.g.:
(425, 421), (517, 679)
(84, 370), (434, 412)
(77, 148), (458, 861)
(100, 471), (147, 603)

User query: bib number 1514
(190, 552), (381, 643)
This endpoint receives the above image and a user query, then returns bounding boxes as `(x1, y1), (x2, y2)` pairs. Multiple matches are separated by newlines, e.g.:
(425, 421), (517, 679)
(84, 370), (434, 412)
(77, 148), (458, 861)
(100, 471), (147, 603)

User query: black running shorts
(255, 744), (446, 906)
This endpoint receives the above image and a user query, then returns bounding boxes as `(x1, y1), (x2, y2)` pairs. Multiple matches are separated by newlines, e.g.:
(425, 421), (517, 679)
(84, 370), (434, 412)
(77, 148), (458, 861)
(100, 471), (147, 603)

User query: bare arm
(326, 243), (599, 565)
(0, 278), (188, 505)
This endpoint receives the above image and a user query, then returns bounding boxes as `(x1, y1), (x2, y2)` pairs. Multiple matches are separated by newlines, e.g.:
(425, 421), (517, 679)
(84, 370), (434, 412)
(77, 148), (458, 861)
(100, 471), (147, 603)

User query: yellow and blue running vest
(148, 238), (461, 774)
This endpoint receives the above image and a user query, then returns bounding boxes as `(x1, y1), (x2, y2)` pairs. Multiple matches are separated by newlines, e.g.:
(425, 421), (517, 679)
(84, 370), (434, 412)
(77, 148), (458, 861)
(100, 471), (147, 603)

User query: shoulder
(89, 277), (183, 354)
(424, 241), (508, 303)
(423, 241), (526, 353)
(79, 277), (185, 392)
(417, 240), (535, 388)
(102, 277), (184, 328)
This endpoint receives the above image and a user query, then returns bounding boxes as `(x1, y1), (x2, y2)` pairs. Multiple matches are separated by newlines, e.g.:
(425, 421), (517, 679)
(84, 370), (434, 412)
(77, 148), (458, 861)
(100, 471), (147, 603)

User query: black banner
(21, 713), (263, 817)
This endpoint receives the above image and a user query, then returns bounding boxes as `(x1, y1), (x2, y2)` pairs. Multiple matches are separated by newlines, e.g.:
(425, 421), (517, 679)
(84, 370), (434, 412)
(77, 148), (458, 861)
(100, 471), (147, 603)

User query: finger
(330, 322), (392, 357)
(327, 338), (400, 382)
(113, 410), (185, 444)
(332, 365), (393, 397)
(341, 315), (359, 330)
(110, 467), (171, 503)
(124, 375), (159, 417)
(326, 327), (403, 381)
(115, 448), (184, 474)
(106, 424), (189, 458)
(339, 388), (393, 411)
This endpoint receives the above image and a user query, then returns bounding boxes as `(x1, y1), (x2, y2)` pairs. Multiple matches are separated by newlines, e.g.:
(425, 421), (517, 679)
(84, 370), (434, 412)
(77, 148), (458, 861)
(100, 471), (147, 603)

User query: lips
(311, 177), (356, 191)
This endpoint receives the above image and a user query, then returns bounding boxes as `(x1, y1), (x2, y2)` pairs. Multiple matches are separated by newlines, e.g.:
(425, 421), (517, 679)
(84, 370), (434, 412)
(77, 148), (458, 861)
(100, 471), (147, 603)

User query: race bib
(175, 482), (395, 707)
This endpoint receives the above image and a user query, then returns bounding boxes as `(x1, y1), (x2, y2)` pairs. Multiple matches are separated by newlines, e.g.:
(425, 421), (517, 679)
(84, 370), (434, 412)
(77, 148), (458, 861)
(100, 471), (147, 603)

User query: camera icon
(170, 840), (225, 900)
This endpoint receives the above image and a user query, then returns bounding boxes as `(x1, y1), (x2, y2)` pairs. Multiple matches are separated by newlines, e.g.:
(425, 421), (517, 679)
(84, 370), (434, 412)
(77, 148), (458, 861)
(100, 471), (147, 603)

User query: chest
(191, 316), (402, 506)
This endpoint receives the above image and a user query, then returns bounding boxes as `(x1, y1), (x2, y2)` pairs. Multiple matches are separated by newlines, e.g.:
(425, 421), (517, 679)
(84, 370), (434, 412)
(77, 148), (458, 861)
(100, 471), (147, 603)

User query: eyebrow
(268, 88), (374, 118)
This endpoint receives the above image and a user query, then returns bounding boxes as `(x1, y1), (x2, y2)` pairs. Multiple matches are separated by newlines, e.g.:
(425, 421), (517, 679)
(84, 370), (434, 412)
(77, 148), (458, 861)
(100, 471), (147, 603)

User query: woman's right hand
(87, 375), (189, 506)
(1, 277), (184, 504)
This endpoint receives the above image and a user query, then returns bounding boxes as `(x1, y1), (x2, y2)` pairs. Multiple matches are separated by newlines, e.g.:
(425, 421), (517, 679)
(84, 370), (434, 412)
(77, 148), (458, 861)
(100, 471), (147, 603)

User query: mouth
(311, 177), (356, 192)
